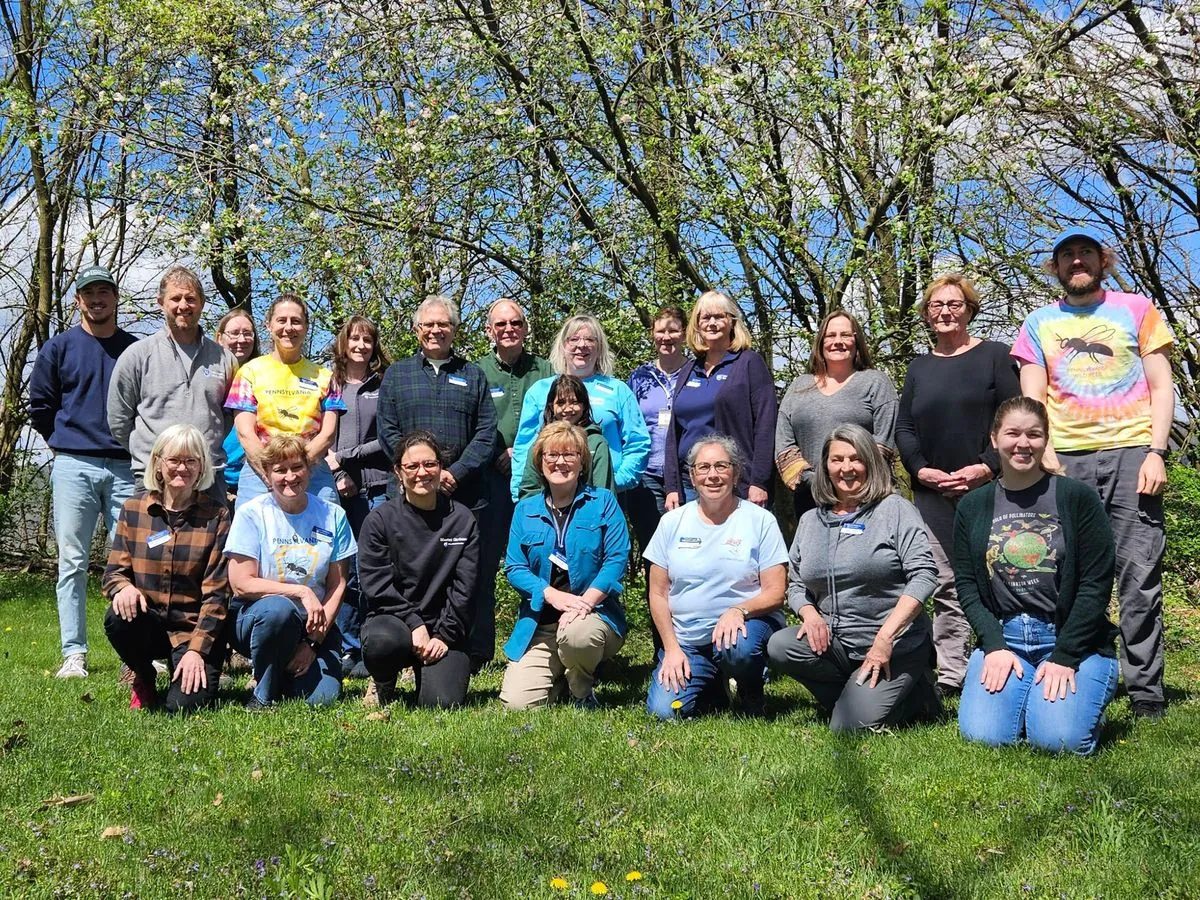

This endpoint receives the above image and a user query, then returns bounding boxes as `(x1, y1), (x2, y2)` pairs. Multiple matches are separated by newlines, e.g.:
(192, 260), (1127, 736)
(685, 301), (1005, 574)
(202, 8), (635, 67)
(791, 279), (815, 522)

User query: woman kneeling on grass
(644, 435), (788, 719)
(954, 397), (1120, 755)
(103, 425), (231, 713)
(357, 431), (479, 709)
(501, 421), (630, 710)
(224, 435), (356, 708)
(767, 424), (941, 731)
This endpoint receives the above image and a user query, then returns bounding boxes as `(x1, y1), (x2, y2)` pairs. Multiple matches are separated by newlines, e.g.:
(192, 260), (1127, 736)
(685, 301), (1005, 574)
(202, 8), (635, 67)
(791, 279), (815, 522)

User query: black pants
(361, 614), (470, 709)
(621, 473), (667, 653)
(103, 608), (224, 714)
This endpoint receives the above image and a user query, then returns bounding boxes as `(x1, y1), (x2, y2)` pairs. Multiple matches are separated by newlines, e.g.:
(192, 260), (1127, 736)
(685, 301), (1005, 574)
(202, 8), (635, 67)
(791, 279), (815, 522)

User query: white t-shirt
(225, 493), (356, 602)
(644, 499), (789, 647)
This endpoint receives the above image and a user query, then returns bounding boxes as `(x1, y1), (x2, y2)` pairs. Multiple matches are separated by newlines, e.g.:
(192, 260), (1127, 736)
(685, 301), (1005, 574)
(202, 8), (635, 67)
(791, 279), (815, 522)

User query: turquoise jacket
(509, 373), (650, 499)
(503, 485), (630, 661)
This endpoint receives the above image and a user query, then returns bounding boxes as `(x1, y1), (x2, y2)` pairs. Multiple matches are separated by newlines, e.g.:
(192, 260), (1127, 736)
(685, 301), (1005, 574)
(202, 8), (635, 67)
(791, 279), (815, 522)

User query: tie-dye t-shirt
(224, 356), (345, 445)
(1011, 292), (1173, 451)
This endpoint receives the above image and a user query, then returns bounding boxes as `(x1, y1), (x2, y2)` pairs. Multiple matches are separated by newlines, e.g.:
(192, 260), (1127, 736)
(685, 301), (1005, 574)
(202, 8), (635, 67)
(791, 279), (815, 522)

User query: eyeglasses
(221, 329), (255, 339)
(691, 461), (733, 474)
(164, 456), (201, 469)
(699, 312), (730, 323)
(400, 460), (441, 473)
(927, 301), (966, 313)
(418, 320), (453, 331)
(491, 319), (526, 330)
(566, 336), (597, 348)
(544, 451), (580, 463)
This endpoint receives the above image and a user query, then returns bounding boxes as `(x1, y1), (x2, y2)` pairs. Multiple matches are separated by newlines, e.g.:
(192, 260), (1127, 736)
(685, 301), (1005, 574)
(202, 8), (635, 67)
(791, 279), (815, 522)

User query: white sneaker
(55, 654), (88, 679)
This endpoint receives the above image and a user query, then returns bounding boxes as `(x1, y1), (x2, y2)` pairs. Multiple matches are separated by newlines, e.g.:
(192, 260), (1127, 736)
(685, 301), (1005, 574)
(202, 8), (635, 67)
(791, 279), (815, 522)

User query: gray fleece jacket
(107, 327), (238, 477)
(787, 492), (937, 658)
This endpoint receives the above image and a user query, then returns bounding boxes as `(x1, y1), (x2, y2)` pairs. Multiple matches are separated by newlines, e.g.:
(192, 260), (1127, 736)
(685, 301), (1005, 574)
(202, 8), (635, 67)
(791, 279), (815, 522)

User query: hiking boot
(55, 654), (88, 679)
(129, 676), (159, 711)
(1132, 700), (1166, 719)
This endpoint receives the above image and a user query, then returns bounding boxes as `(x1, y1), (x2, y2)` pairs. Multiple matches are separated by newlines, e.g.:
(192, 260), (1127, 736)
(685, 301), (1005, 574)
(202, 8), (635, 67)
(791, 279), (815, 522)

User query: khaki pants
(500, 615), (623, 710)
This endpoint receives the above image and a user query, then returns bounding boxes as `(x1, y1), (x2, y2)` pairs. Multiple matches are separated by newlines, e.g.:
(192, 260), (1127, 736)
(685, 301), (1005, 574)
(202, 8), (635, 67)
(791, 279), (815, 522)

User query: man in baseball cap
(28, 262), (139, 679)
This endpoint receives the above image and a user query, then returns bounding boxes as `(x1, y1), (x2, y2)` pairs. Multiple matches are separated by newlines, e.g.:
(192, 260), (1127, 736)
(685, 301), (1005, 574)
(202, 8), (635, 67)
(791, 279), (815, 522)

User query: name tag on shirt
(677, 536), (702, 549)
(147, 529), (171, 549)
(592, 382), (614, 395)
(685, 379), (702, 389)
(311, 526), (333, 544)
(490, 386), (505, 398)
(840, 523), (866, 535)
(548, 552), (569, 571)
(447, 374), (468, 387)
(298, 377), (319, 391)
(657, 409), (671, 428)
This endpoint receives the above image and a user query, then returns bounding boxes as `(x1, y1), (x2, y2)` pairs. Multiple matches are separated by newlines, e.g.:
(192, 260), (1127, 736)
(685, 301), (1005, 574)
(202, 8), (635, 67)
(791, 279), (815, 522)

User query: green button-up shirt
(474, 349), (553, 457)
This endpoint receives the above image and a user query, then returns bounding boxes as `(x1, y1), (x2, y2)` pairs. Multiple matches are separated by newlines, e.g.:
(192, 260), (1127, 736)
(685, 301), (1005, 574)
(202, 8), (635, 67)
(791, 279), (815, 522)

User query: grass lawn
(1, 571), (1198, 899)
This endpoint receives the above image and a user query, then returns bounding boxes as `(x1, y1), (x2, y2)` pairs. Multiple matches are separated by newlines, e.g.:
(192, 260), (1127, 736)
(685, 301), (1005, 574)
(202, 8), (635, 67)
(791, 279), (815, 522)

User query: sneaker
(129, 676), (158, 711)
(1132, 700), (1166, 719)
(117, 664), (136, 686)
(152, 660), (168, 676)
(244, 694), (270, 711)
(55, 654), (88, 679)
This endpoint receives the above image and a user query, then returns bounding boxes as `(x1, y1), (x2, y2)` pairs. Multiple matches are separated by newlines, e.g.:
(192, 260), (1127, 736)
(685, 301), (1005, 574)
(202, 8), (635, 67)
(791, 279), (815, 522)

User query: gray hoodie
(107, 327), (238, 477)
(787, 493), (937, 658)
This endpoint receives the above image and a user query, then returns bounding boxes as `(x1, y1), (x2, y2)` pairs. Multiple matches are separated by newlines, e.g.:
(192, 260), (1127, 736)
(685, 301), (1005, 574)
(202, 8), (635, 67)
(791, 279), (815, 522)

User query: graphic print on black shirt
(986, 476), (1063, 620)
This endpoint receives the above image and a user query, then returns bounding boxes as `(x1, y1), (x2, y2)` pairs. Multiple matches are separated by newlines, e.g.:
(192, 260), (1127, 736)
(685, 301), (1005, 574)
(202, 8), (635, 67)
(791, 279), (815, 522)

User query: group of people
(29, 224), (1173, 754)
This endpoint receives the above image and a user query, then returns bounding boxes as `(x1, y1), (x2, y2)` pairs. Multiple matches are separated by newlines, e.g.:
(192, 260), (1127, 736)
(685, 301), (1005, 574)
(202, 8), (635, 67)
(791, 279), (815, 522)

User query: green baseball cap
(75, 265), (118, 292)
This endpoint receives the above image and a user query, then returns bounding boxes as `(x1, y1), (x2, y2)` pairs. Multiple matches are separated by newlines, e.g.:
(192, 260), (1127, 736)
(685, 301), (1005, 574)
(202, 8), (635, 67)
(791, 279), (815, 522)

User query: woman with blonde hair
(663, 291), (778, 509)
(509, 314), (649, 500)
(103, 424), (231, 713)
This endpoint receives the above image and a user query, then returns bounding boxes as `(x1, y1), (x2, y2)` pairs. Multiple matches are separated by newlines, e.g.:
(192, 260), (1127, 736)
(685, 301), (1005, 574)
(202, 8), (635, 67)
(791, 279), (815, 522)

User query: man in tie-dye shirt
(1012, 226), (1175, 719)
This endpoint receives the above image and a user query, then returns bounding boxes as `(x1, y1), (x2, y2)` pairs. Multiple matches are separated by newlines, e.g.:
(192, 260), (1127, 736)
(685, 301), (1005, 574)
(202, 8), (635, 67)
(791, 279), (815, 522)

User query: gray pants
(767, 626), (938, 731)
(913, 487), (971, 691)
(1060, 446), (1165, 704)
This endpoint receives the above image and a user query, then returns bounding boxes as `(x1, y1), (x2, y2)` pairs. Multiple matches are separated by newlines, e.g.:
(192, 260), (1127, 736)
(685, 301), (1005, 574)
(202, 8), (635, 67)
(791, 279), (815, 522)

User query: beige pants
(500, 615), (623, 710)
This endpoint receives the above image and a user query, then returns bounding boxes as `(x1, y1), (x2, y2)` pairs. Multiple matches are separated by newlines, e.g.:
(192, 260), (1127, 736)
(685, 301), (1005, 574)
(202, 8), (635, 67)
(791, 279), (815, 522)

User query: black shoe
(244, 694), (270, 712)
(375, 679), (398, 707)
(934, 682), (962, 703)
(1132, 700), (1166, 719)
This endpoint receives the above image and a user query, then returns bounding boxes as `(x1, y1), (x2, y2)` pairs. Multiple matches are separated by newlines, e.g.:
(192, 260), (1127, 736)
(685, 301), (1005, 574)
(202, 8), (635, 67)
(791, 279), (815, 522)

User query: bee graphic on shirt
(1056, 326), (1115, 364)
(278, 408), (299, 421)
(284, 562), (308, 578)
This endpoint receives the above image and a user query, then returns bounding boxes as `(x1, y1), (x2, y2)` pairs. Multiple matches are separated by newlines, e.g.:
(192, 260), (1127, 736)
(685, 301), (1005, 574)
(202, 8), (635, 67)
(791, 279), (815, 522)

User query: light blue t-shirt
(225, 492), (356, 602)
(643, 499), (789, 647)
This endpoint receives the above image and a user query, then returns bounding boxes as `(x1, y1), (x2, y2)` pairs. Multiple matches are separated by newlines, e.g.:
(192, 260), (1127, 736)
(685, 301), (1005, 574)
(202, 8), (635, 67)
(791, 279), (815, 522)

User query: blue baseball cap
(1050, 226), (1107, 256)
(75, 265), (117, 292)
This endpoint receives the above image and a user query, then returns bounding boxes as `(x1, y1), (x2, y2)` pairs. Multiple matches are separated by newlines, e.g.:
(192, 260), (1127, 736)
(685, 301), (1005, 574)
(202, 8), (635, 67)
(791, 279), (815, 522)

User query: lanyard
(545, 497), (576, 555)
(647, 365), (677, 409)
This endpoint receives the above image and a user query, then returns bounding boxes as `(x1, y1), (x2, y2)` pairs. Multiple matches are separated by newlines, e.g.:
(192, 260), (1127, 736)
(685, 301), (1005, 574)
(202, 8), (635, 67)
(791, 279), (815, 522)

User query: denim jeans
(51, 452), (136, 657)
(226, 596), (342, 705)
(336, 488), (388, 662)
(234, 461), (338, 511)
(958, 613), (1119, 755)
(646, 617), (779, 718)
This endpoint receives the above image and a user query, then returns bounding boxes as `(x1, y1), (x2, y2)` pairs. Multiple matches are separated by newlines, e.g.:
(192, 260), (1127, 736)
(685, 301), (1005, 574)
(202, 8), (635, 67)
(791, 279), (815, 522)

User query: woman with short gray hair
(768, 423), (940, 731)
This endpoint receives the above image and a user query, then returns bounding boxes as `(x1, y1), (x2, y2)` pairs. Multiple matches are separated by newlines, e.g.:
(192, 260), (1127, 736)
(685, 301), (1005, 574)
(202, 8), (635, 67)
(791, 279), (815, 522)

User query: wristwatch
(735, 606), (750, 618)
(1148, 448), (1168, 458)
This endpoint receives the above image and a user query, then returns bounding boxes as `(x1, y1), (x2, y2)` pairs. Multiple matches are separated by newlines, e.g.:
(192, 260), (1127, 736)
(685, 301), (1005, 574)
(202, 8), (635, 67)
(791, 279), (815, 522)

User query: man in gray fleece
(768, 492), (940, 731)
(107, 266), (238, 498)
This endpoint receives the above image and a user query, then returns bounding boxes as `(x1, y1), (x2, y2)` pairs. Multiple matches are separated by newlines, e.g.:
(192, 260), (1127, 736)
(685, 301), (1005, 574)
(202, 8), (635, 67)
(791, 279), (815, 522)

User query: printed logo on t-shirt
(275, 544), (319, 586)
(987, 513), (1059, 589)
(715, 373), (728, 381)
(440, 535), (468, 547)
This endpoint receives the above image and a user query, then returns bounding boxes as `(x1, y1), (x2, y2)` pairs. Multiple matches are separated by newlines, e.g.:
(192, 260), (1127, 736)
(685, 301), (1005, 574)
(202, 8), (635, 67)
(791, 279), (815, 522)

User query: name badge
(685, 379), (702, 389)
(311, 526), (333, 544)
(657, 409), (671, 428)
(678, 536), (702, 549)
(548, 552), (569, 571)
(147, 529), (171, 549)
(298, 377), (319, 390)
(490, 386), (505, 398)
(715, 373), (729, 382)
(840, 523), (866, 535)
(592, 382), (614, 395)
(447, 374), (468, 387)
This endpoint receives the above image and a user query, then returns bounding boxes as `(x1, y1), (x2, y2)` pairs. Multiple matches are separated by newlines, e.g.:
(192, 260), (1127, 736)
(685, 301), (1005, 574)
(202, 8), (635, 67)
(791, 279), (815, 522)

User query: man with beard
(30, 265), (139, 679)
(1011, 227), (1175, 719)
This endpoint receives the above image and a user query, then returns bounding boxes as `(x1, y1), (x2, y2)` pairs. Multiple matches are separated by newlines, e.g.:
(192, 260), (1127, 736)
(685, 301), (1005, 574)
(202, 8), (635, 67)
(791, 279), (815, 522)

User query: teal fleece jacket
(952, 475), (1119, 669)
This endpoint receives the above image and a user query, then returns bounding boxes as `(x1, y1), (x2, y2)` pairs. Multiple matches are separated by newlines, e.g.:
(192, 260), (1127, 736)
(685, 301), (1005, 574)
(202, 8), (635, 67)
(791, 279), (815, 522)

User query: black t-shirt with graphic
(987, 475), (1063, 621)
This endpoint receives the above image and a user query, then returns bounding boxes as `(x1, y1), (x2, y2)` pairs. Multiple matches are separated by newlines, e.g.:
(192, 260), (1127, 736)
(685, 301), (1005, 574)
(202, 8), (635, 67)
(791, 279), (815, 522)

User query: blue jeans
(226, 596), (342, 705)
(958, 614), (1119, 755)
(337, 489), (388, 661)
(51, 452), (136, 657)
(646, 617), (779, 718)
(234, 461), (338, 511)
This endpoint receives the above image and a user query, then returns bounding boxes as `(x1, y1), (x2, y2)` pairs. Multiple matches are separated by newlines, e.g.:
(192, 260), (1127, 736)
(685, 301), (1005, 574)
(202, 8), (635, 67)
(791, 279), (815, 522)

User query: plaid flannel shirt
(102, 491), (231, 656)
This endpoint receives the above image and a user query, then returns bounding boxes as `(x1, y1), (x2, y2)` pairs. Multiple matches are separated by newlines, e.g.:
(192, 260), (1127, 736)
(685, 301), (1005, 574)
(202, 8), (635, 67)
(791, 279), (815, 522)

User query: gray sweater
(775, 370), (898, 485)
(107, 327), (238, 476)
(787, 493), (937, 658)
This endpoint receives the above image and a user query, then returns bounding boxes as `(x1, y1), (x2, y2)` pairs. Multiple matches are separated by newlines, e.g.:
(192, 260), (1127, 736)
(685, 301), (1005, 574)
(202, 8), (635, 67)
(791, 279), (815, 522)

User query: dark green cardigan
(952, 475), (1119, 669)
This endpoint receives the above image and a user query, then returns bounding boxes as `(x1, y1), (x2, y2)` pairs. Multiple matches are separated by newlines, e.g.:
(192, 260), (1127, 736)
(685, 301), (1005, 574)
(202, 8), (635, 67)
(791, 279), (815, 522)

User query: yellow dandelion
(625, 870), (643, 882)
(670, 699), (683, 710)
(4, 626), (11, 632)
(549, 876), (569, 890)
(590, 882), (608, 895)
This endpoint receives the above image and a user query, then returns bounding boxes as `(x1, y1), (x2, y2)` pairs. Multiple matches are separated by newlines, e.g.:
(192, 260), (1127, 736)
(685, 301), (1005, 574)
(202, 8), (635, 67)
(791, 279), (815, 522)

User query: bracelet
(1148, 448), (1168, 458)
(735, 606), (750, 618)
(304, 636), (321, 652)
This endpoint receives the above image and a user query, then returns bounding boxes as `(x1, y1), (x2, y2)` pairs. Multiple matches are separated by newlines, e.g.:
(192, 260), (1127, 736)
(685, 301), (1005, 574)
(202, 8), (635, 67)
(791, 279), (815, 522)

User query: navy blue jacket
(29, 325), (138, 457)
